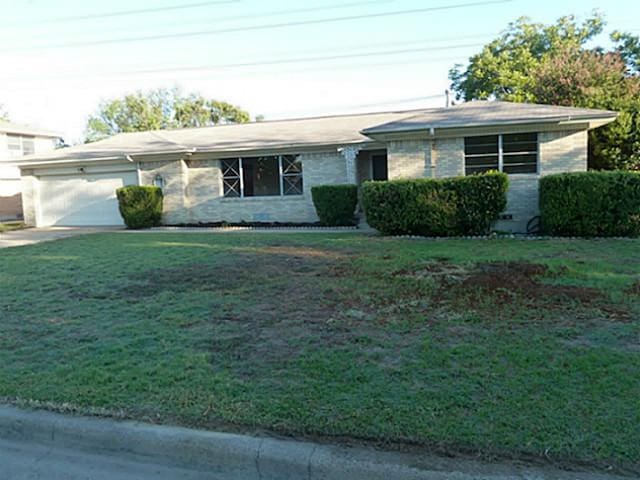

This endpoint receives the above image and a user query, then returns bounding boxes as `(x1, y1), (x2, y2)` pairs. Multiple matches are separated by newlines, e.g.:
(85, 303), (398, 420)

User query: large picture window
(464, 133), (538, 175)
(221, 155), (303, 198)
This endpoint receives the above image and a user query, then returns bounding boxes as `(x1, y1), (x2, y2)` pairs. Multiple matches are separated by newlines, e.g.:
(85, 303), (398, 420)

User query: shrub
(362, 172), (508, 236)
(311, 184), (359, 226)
(116, 186), (163, 229)
(540, 171), (640, 237)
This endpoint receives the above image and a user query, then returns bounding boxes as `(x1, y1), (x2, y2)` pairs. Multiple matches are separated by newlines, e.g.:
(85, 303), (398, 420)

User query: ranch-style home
(0, 121), (60, 221)
(16, 101), (616, 232)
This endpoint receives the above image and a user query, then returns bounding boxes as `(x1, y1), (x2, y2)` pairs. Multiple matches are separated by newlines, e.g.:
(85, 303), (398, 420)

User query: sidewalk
(0, 227), (117, 248)
(0, 405), (631, 480)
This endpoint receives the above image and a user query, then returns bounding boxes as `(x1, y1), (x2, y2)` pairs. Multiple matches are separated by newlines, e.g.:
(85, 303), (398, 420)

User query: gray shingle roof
(362, 101), (617, 134)
(17, 101), (616, 165)
(0, 120), (61, 138)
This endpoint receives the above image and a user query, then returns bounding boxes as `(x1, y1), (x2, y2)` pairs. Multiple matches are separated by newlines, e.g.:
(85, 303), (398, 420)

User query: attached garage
(35, 169), (138, 227)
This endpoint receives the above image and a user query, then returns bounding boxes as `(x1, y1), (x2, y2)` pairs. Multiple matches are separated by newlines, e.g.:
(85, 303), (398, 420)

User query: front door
(371, 153), (388, 181)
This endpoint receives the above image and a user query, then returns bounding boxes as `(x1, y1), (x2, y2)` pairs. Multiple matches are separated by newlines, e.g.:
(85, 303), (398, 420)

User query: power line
(0, 0), (513, 52)
(271, 94), (446, 117)
(2, 0), (395, 35)
(0, 42), (484, 81)
(0, 54), (465, 94)
(1, 0), (240, 27)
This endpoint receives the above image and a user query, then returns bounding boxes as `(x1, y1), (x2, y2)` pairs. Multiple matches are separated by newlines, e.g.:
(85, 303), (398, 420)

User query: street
(0, 438), (231, 480)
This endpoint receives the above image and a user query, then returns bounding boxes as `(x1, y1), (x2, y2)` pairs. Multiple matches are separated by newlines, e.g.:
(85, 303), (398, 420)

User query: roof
(17, 101), (617, 166)
(0, 120), (61, 139)
(362, 101), (617, 134)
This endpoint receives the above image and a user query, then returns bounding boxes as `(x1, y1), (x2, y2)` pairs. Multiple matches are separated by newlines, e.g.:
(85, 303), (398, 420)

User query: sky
(0, 0), (638, 143)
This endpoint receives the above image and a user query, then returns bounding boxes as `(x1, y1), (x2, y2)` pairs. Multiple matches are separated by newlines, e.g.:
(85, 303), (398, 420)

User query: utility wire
(0, 0), (513, 52)
(0, 42), (483, 81)
(1, 0), (240, 27)
(1, 0), (395, 35)
(0, 55), (463, 94)
(271, 94), (446, 117)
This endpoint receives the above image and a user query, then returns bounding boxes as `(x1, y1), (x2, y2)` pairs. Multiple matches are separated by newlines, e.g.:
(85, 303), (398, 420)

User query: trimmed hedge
(311, 184), (359, 226)
(540, 171), (640, 237)
(362, 172), (508, 236)
(116, 186), (163, 229)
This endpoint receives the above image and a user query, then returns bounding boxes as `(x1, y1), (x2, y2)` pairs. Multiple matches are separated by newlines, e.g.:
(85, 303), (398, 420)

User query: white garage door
(37, 171), (138, 226)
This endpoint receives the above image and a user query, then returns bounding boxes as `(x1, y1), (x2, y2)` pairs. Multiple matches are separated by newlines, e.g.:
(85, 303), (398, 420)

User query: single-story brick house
(17, 101), (616, 232)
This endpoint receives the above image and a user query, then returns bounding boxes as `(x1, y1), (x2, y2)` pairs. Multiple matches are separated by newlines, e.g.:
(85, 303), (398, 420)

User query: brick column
(339, 146), (361, 184)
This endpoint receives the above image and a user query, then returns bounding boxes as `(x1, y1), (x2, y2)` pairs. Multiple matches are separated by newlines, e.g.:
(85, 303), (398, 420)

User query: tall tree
(449, 14), (640, 170)
(531, 47), (640, 170)
(85, 88), (251, 143)
(449, 14), (604, 102)
(611, 30), (640, 75)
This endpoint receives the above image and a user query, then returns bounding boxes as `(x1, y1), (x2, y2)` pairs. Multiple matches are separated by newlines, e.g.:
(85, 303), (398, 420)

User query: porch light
(153, 174), (165, 189)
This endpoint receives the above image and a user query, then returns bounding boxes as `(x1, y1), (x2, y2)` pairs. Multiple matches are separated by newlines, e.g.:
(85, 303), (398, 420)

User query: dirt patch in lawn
(397, 260), (602, 305)
(458, 262), (600, 303)
(99, 247), (383, 376)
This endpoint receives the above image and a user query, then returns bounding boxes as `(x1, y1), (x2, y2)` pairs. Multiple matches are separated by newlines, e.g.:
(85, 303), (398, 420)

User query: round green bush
(540, 171), (640, 237)
(311, 184), (358, 226)
(362, 172), (508, 236)
(116, 186), (163, 229)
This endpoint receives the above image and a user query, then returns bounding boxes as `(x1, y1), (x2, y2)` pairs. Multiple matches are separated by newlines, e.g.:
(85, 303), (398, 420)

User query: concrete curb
(0, 406), (630, 480)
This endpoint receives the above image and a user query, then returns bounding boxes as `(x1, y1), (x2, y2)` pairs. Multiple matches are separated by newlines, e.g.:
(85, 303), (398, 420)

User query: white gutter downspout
(429, 127), (436, 179)
(126, 155), (142, 186)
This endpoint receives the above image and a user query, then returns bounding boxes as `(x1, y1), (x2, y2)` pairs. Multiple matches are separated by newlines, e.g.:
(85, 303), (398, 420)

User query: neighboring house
(16, 101), (616, 232)
(0, 121), (60, 221)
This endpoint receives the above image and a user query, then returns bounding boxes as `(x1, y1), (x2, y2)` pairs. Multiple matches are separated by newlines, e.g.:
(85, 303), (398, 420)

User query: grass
(0, 232), (639, 473)
(0, 221), (25, 233)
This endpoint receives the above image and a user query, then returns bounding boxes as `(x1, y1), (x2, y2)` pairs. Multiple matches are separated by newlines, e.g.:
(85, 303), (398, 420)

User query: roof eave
(17, 155), (129, 169)
(362, 114), (619, 138)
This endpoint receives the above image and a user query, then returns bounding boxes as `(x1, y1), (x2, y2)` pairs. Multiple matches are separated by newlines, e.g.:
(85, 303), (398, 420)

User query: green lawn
(1, 233), (639, 473)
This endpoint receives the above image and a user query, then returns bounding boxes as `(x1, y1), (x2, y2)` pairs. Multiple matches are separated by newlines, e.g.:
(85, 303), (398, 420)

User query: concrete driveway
(0, 227), (118, 249)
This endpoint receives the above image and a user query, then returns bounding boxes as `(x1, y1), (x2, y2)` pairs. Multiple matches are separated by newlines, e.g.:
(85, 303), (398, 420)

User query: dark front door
(371, 153), (388, 181)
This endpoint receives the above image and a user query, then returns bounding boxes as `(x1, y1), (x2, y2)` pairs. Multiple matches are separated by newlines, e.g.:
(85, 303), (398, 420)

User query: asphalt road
(0, 438), (232, 480)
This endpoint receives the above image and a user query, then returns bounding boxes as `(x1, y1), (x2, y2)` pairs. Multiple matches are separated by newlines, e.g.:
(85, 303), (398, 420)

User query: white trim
(498, 134), (504, 173)
(239, 157), (245, 198)
(278, 155), (284, 196)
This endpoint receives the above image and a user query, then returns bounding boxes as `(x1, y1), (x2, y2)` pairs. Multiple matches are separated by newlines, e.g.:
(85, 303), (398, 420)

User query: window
(281, 155), (303, 195)
(6, 134), (36, 158)
(7, 135), (22, 158)
(221, 155), (303, 198)
(502, 133), (538, 174)
(464, 135), (499, 175)
(464, 133), (538, 175)
(22, 137), (35, 156)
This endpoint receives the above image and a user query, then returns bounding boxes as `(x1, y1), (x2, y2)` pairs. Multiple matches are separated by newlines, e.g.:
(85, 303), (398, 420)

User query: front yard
(0, 232), (639, 473)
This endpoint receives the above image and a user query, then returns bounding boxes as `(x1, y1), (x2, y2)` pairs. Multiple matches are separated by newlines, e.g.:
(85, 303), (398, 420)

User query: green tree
(86, 88), (251, 143)
(611, 30), (640, 74)
(531, 47), (640, 170)
(449, 14), (604, 102)
(449, 14), (640, 170)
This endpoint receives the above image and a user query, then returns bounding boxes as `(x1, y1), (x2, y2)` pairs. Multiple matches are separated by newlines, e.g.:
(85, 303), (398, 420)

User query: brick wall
(139, 152), (347, 224)
(139, 160), (188, 225)
(539, 130), (588, 175)
(387, 138), (464, 180)
(382, 131), (587, 233)
(387, 140), (429, 179)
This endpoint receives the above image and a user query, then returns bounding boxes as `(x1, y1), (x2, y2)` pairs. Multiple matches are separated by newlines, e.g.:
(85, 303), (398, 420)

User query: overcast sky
(0, 0), (636, 143)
